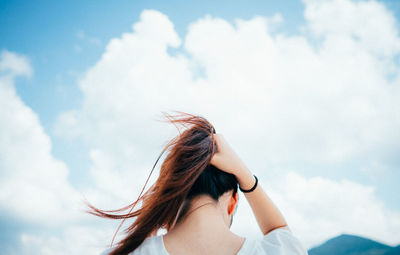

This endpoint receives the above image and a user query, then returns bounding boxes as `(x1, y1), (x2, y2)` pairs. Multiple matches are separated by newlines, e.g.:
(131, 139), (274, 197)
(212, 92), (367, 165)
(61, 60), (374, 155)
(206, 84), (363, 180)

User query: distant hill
(308, 234), (400, 255)
(384, 245), (400, 255)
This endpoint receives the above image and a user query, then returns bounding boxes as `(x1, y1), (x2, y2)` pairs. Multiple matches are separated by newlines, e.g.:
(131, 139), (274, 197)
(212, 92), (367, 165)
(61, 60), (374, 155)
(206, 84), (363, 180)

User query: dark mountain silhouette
(308, 234), (400, 255)
(384, 245), (400, 255)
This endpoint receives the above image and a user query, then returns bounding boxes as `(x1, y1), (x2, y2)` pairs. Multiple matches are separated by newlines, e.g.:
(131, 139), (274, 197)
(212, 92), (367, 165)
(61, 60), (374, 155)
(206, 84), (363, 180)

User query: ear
(228, 191), (238, 215)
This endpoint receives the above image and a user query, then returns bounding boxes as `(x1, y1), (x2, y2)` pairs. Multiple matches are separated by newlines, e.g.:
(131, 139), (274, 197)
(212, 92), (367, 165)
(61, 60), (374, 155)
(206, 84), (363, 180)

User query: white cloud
(267, 172), (400, 248)
(20, 225), (113, 255)
(0, 50), (80, 225)
(303, 0), (400, 57)
(0, 50), (33, 78)
(57, 2), (400, 167)
(0, 50), (115, 255)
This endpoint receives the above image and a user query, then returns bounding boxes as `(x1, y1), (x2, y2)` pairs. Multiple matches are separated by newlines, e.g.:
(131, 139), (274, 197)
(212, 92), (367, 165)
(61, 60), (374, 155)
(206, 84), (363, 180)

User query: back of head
(86, 111), (238, 255)
(188, 164), (238, 202)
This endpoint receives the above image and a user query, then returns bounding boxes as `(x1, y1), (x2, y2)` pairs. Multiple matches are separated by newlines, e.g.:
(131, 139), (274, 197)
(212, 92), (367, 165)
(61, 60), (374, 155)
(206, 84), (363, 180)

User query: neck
(169, 196), (230, 235)
(162, 196), (245, 255)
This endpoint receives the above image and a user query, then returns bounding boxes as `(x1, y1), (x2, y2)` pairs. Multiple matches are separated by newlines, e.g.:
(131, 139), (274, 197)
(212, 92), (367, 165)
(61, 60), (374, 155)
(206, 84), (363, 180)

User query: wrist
(236, 169), (255, 190)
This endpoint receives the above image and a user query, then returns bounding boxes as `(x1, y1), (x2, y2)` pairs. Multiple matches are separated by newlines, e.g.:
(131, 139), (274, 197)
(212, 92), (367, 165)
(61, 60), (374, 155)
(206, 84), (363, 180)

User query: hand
(210, 134), (249, 177)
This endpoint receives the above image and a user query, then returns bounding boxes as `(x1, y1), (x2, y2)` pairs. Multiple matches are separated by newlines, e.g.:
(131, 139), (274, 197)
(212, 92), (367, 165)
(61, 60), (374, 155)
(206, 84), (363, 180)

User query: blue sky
(1, 0), (400, 253)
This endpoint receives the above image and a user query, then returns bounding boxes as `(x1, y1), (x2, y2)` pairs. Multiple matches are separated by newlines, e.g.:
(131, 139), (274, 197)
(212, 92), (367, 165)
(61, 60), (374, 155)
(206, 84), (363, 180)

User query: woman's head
(86, 111), (239, 255)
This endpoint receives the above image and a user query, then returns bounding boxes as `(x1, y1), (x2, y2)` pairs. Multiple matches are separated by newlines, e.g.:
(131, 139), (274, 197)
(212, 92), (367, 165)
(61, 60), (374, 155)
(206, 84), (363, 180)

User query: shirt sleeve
(260, 228), (309, 255)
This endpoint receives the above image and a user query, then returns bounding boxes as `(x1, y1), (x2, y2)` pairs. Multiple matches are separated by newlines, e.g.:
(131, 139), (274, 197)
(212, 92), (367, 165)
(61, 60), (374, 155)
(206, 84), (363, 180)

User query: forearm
(236, 168), (288, 235)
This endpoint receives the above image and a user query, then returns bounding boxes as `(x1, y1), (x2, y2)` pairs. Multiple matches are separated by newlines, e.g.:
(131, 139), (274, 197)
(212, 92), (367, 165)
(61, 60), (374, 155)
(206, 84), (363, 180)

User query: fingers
(213, 133), (224, 148)
(210, 133), (226, 168)
(210, 153), (220, 166)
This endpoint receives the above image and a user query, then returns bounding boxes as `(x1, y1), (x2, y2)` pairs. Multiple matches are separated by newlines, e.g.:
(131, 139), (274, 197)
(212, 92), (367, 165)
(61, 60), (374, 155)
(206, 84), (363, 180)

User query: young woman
(88, 112), (308, 255)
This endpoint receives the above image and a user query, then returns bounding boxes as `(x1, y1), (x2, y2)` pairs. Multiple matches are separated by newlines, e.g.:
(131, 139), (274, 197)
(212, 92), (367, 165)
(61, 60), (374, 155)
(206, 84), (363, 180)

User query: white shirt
(101, 228), (309, 255)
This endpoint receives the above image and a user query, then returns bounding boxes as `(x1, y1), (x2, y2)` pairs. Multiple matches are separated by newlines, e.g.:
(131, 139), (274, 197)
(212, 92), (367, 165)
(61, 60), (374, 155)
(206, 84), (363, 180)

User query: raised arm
(210, 133), (289, 235)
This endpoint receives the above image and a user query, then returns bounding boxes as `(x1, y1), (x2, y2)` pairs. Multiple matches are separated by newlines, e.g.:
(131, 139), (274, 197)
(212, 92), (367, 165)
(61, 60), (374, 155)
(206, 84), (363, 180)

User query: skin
(163, 133), (289, 255)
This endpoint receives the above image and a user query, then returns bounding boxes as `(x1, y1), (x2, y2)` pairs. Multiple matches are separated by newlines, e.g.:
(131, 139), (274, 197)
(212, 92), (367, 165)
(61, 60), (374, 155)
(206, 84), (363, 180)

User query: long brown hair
(86, 111), (238, 255)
